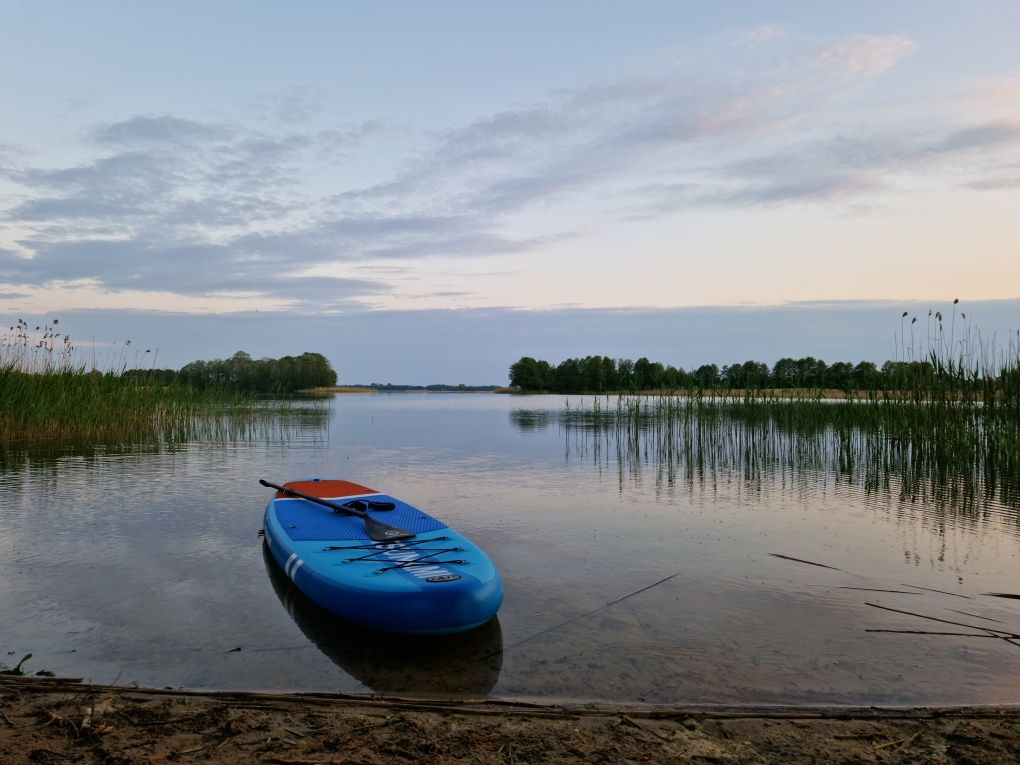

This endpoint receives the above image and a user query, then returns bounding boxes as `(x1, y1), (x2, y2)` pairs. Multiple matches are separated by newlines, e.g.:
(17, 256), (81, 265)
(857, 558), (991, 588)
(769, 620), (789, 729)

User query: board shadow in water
(262, 542), (503, 697)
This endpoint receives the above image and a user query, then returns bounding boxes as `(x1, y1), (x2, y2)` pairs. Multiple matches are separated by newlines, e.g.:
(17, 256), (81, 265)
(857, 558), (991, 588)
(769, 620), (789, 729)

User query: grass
(554, 318), (1020, 515)
(0, 319), (327, 446)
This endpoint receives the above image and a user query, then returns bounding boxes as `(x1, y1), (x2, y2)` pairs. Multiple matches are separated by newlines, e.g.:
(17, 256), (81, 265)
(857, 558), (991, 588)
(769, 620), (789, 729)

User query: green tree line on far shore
(508, 354), (1007, 394)
(123, 350), (337, 393)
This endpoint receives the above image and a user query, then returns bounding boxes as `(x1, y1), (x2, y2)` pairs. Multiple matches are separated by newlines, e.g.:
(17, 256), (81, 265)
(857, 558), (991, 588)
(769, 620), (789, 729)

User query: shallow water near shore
(2, 392), (1019, 705)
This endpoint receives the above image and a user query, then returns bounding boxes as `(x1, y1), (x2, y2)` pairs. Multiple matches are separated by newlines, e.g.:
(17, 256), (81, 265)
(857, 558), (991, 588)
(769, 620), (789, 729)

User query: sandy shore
(2, 676), (1019, 764)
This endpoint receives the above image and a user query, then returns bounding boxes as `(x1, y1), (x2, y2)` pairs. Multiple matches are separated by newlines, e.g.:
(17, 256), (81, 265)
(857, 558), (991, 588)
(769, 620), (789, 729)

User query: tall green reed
(1, 319), (322, 446)
(553, 310), (1020, 515)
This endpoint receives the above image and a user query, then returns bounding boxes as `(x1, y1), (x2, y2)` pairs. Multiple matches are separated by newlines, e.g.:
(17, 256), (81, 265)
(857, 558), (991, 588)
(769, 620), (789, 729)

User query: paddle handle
(259, 479), (366, 518)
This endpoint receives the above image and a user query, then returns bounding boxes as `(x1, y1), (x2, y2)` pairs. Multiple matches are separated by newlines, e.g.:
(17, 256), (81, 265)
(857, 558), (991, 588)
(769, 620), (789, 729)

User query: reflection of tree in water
(509, 409), (555, 431)
(262, 543), (502, 697)
(517, 396), (1020, 520)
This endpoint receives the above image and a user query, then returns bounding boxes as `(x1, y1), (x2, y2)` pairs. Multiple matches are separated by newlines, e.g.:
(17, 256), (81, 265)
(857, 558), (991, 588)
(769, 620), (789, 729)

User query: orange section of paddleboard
(278, 479), (378, 499)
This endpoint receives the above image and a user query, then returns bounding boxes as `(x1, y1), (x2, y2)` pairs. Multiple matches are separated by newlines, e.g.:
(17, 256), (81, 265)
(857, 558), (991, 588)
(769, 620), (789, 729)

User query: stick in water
(485, 572), (680, 659)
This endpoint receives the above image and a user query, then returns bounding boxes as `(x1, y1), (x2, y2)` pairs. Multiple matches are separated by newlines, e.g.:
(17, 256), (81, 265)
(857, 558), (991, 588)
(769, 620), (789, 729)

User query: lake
(2, 392), (1019, 705)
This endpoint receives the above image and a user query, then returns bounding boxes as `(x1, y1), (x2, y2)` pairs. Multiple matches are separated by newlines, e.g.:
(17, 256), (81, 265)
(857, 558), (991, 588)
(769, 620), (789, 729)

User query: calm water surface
(2, 393), (1019, 705)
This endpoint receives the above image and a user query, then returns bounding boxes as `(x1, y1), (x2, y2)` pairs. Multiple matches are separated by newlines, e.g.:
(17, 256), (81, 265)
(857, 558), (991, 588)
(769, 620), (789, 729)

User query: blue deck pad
(276, 494), (447, 541)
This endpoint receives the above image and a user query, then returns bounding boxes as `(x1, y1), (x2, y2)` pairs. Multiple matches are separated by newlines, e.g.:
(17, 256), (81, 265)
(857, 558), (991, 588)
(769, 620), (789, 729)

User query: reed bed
(1, 319), (325, 446)
(553, 393), (1019, 518)
(549, 326), (1020, 516)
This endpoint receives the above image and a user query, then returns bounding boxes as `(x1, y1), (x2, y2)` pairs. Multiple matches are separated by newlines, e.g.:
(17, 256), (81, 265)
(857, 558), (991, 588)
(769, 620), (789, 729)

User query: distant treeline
(508, 355), (996, 393)
(123, 351), (337, 393)
(355, 383), (501, 392)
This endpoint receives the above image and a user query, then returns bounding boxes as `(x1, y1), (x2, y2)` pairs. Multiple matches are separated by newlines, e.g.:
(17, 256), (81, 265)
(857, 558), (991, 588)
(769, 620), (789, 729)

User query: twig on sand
(497, 740), (516, 765)
(347, 717), (399, 736)
(875, 730), (922, 751)
(619, 714), (671, 741)
(485, 573), (680, 658)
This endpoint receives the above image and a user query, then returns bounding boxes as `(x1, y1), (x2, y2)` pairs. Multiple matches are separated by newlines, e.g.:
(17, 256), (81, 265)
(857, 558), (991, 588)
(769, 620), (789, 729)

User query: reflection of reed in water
(262, 542), (503, 697)
(177, 399), (331, 445)
(513, 394), (1020, 517)
(0, 400), (330, 473)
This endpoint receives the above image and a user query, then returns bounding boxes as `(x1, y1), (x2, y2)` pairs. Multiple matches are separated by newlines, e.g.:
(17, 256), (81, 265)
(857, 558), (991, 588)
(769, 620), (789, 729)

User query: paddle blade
(363, 516), (416, 542)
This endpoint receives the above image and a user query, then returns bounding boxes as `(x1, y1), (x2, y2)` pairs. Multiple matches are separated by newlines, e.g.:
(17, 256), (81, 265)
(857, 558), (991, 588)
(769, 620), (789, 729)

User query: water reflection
(263, 543), (503, 697)
(3, 392), (1020, 704)
(0, 400), (330, 473)
(511, 399), (1020, 522)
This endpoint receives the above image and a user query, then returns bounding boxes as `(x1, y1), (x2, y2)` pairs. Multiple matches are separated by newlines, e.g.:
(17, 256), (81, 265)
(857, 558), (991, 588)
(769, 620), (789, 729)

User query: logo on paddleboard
(426, 574), (461, 583)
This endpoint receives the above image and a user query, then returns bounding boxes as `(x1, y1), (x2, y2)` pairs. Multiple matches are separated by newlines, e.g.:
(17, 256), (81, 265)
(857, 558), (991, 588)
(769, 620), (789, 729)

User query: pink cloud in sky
(814, 34), (917, 79)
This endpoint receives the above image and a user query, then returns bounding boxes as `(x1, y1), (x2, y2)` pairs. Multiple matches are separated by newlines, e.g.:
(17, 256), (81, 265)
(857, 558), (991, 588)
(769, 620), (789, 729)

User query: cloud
(5, 29), (1016, 313)
(627, 114), (1020, 215)
(967, 77), (1020, 109)
(936, 121), (1020, 153)
(707, 175), (885, 207)
(812, 34), (916, 78)
(733, 24), (791, 46)
(0, 236), (390, 301)
(91, 115), (225, 147)
(12, 151), (176, 219)
(341, 32), (921, 225)
(964, 175), (1020, 191)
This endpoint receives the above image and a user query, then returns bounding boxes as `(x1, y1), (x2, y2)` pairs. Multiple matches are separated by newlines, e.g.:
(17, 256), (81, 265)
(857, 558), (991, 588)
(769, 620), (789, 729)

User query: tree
(795, 356), (828, 388)
(617, 359), (635, 390)
(178, 351), (337, 392)
(826, 361), (854, 392)
(772, 357), (797, 388)
(554, 358), (584, 392)
(601, 356), (618, 391)
(509, 357), (551, 391)
(693, 364), (720, 388)
(851, 361), (879, 390)
(583, 356), (606, 392)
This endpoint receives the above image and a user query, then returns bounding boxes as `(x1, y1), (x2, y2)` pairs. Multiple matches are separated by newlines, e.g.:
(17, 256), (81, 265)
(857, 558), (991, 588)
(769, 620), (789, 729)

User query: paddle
(346, 499), (396, 511)
(259, 479), (416, 542)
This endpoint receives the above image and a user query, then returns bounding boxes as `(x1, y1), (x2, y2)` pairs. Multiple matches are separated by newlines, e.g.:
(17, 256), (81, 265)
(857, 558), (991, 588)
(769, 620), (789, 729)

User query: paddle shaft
(259, 479), (415, 541)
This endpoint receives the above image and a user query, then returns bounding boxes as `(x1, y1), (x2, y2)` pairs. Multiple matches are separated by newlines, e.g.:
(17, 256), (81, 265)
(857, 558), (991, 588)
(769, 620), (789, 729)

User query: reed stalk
(1, 319), (323, 446)
(551, 318), (1020, 515)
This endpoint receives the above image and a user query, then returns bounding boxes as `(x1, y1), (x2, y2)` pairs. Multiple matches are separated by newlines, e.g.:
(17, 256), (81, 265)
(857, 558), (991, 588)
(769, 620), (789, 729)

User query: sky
(1, 1), (1018, 384)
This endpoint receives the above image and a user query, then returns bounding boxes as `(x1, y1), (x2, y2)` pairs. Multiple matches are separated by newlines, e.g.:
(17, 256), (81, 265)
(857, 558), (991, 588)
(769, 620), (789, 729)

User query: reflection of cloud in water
(262, 542), (502, 697)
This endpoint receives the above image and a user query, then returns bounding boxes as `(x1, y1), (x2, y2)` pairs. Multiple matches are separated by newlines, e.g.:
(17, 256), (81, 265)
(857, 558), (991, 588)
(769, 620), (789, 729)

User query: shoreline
(3, 676), (1019, 763)
(308, 386), (508, 394)
(499, 387), (900, 398)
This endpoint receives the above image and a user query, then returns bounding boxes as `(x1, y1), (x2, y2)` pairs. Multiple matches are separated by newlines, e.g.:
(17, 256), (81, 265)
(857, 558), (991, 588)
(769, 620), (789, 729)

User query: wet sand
(2, 676), (1019, 764)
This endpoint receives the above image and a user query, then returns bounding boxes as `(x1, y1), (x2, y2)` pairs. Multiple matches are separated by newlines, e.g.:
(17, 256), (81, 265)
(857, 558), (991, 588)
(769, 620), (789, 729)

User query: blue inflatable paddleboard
(262, 478), (503, 634)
